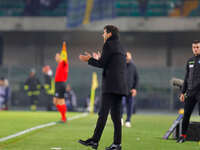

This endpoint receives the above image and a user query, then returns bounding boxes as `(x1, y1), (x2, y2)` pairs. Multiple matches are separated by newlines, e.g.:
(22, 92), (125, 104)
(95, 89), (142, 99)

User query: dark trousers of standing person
(182, 93), (200, 135)
(29, 95), (39, 111)
(46, 94), (53, 111)
(30, 95), (38, 105)
(92, 93), (123, 145)
(122, 94), (134, 122)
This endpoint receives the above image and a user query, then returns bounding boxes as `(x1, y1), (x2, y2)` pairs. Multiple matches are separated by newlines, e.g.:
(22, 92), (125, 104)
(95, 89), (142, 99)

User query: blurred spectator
(137, 0), (149, 18)
(40, 0), (63, 10)
(94, 95), (100, 113)
(2, 79), (11, 110)
(85, 94), (100, 112)
(121, 52), (139, 128)
(169, 0), (184, 16)
(24, 69), (41, 111)
(23, 0), (40, 16)
(42, 65), (55, 111)
(23, 0), (63, 16)
(0, 77), (5, 110)
(85, 94), (90, 112)
(175, 0), (185, 9)
(65, 84), (77, 111)
(169, 0), (198, 17)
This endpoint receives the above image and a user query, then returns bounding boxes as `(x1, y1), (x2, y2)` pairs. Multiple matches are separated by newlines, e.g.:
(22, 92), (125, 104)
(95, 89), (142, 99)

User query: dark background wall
(1, 31), (197, 68)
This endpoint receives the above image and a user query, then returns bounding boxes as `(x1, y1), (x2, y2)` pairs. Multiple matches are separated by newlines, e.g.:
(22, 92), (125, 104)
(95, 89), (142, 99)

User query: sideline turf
(0, 111), (200, 150)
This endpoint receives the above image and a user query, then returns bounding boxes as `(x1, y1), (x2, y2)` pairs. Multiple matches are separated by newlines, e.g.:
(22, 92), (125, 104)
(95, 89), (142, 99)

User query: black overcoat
(88, 36), (128, 96)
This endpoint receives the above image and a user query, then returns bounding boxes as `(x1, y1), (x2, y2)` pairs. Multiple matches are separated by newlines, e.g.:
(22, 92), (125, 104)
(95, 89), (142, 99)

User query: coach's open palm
(79, 52), (91, 62)
(92, 51), (101, 60)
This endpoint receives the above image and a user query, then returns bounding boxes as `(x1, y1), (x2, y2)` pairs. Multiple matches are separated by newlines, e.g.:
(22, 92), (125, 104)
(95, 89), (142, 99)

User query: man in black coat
(177, 40), (200, 143)
(79, 25), (128, 150)
(121, 52), (139, 128)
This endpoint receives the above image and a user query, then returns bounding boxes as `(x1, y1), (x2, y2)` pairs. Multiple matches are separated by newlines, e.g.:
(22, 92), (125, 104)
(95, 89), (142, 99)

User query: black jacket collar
(106, 35), (119, 42)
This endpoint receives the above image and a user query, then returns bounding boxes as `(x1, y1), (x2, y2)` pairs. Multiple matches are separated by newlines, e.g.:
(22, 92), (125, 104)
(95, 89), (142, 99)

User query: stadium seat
(130, 11), (140, 17)
(0, 0), (67, 16)
(0, 10), (6, 16)
(0, 0), (198, 17)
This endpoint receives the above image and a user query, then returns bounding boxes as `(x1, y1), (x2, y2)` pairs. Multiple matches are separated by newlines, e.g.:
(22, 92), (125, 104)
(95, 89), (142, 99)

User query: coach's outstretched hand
(92, 51), (101, 60)
(79, 52), (92, 62)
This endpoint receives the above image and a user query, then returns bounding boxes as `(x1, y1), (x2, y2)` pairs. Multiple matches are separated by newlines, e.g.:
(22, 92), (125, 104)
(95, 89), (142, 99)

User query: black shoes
(78, 139), (121, 150)
(176, 136), (186, 143)
(105, 144), (122, 150)
(78, 138), (98, 149)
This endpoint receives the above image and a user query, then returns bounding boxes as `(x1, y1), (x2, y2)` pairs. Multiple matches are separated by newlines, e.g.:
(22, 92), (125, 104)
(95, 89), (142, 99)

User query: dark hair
(0, 77), (5, 81)
(104, 25), (119, 39)
(193, 40), (200, 44)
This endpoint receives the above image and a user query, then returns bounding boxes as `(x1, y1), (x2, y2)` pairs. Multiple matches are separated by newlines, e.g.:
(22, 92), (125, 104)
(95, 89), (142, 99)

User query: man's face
(66, 84), (71, 91)
(102, 29), (112, 43)
(0, 80), (4, 86)
(192, 43), (200, 55)
(126, 52), (132, 63)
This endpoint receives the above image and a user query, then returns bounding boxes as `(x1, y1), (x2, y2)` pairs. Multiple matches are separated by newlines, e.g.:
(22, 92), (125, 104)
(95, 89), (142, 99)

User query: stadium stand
(0, 0), (25, 16)
(169, 0), (199, 16)
(0, 0), (199, 17)
(0, 0), (67, 16)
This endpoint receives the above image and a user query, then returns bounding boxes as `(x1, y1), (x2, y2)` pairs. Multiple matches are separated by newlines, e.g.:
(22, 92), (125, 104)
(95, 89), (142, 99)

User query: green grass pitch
(0, 111), (200, 150)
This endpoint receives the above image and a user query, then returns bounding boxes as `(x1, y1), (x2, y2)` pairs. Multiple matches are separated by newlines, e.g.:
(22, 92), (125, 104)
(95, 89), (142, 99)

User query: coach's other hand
(130, 89), (137, 97)
(92, 51), (101, 60)
(79, 52), (92, 62)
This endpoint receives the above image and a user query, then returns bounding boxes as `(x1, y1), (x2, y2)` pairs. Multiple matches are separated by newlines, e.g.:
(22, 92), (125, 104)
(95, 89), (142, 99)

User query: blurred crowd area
(0, 0), (199, 17)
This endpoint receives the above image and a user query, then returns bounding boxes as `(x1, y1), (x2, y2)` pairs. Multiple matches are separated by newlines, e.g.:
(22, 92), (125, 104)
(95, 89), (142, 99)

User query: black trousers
(30, 95), (39, 105)
(121, 94), (134, 122)
(182, 93), (200, 134)
(45, 94), (53, 111)
(92, 93), (123, 144)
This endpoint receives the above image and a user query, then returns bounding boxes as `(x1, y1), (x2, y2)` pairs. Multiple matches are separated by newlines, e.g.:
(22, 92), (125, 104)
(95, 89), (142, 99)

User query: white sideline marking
(50, 147), (62, 150)
(0, 113), (88, 142)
